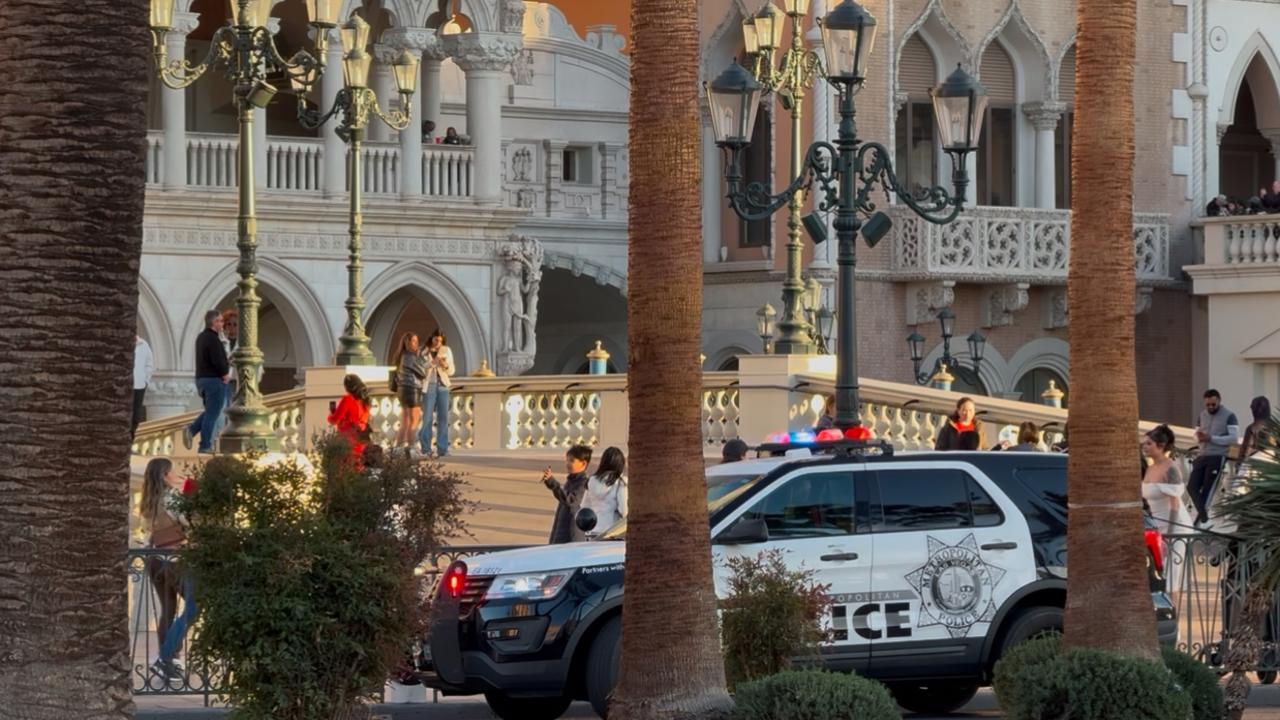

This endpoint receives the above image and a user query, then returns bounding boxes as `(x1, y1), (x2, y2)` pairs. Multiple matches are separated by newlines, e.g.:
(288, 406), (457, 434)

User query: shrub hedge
(731, 670), (900, 720)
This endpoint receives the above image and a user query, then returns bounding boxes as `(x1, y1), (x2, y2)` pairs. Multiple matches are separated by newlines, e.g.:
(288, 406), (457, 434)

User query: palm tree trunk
(0, 1), (150, 717)
(1062, 0), (1158, 659)
(1224, 582), (1272, 720)
(608, 0), (733, 717)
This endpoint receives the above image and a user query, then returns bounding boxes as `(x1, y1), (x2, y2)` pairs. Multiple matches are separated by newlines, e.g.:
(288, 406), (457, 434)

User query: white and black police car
(418, 438), (1178, 720)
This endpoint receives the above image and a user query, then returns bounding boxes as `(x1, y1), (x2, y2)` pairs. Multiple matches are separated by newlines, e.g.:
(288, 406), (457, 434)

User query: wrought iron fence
(127, 544), (529, 700)
(1166, 531), (1280, 676)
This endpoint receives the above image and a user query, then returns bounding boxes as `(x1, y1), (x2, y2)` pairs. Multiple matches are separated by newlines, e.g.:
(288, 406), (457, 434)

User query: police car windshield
(597, 473), (762, 540)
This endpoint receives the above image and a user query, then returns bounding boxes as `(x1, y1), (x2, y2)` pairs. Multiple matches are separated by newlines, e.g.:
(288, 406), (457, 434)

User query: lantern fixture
(932, 64), (988, 153)
(704, 62), (764, 148)
(818, 0), (877, 85)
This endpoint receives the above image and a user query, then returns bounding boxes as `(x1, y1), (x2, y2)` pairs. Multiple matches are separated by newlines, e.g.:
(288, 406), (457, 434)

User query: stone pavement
(131, 685), (1280, 719)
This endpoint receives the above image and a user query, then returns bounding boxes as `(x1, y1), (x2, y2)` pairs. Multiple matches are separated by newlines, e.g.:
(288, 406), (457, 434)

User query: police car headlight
(484, 571), (573, 601)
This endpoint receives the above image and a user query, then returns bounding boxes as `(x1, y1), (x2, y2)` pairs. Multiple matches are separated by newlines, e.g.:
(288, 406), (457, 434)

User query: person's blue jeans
(187, 378), (226, 452)
(210, 381), (234, 445)
(419, 383), (450, 455)
(159, 575), (197, 664)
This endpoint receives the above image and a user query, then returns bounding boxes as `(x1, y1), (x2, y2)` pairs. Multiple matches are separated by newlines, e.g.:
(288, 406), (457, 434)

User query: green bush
(1007, 647), (1192, 720)
(178, 437), (472, 720)
(720, 550), (831, 689)
(1162, 646), (1223, 720)
(992, 633), (1062, 711)
(732, 670), (900, 720)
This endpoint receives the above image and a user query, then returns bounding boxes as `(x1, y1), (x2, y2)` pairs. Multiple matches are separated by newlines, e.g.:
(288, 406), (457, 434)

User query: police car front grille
(460, 576), (493, 617)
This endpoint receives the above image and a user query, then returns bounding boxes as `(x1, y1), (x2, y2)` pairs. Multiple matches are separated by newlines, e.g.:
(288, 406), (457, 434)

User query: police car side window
(738, 472), (854, 539)
(877, 469), (1003, 531)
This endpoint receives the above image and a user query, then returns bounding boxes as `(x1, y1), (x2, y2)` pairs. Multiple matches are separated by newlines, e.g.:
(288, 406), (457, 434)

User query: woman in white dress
(1141, 424), (1193, 597)
(1142, 424), (1194, 534)
(577, 446), (628, 540)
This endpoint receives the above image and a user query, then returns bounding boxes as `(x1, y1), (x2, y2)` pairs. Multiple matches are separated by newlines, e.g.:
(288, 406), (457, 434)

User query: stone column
(383, 28), (434, 199)
(446, 32), (523, 204)
(806, 3), (833, 269)
(420, 38), (447, 137)
(162, 12), (199, 189)
(701, 121), (723, 264)
(1261, 128), (1280, 181)
(367, 51), (396, 143)
(1022, 102), (1065, 209)
(599, 141), (624, 220)
(321, 27), (346, 198)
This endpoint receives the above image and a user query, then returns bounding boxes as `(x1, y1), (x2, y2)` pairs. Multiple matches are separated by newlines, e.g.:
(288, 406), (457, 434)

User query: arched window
(717, 356), (741, 372)
(951, 366), (988, 397)
(895, 35), (939, 196)
(1055, 46), (1076, 208)
(977, 42), (1017, 207)
(1015, 368), (1068, 408)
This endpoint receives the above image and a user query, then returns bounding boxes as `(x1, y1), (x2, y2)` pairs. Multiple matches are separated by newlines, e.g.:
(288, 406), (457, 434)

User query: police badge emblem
(904, 533), (1007, 638)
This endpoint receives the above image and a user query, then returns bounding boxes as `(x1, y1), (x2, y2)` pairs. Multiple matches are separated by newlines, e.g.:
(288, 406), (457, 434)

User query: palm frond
(1221, 416), (1280, 588)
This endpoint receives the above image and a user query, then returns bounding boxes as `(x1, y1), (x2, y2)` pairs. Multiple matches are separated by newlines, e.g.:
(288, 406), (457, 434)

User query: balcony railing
(1198, 215), (1280, 266)
(145, 131), (474, 199)
(889, 206), (1171, 283)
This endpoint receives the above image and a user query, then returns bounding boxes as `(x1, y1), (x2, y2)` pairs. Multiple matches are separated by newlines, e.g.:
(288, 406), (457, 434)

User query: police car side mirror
(714, 517), (769, 545)
(575, 508), (598, 533)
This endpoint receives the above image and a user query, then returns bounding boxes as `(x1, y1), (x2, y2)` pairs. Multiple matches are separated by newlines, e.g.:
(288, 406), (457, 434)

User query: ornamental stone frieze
(906, 281), (956, 326)
(1042, 288), (1068, 330)
(142, 227), (499, 259)
(445, 32), (524, 72)
(1021, 101), (1067, 132)
(381, 27), (437, 57)
(980, 283), (1031, 328)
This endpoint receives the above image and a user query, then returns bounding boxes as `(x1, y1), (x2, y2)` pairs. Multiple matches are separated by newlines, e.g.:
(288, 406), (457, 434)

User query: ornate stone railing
(144, 131), (475, 199)
(1199, 216), (1280, 266)
(889, 206), (1171, 283)
(132, 388), (306, 458)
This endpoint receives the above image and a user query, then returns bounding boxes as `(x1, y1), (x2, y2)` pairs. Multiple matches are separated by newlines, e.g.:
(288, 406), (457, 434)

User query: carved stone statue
(495, 235), (543, 375)
(512, 147), (533, 182)
(510, 49), (535, 86)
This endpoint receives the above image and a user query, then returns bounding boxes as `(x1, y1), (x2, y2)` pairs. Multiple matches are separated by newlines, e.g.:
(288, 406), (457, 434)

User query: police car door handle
(980, 542), (1018, 551)
(819, 552), (860, 562)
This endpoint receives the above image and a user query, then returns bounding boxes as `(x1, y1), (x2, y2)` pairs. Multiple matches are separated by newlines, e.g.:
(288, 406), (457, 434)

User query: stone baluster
(446, 32), (524, 204)
(1022, 102), (1066, 210)
(382, 28), (433, 199)
(320, 27), (345, 197)
(162, 12), (200, 189)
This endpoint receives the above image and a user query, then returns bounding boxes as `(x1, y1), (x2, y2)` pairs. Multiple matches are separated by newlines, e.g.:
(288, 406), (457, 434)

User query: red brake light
(442, 561), (467, 599)
(844, 425), (872, 441)
(816, 429), (844, 442)
(1144, 528), (1165, 574)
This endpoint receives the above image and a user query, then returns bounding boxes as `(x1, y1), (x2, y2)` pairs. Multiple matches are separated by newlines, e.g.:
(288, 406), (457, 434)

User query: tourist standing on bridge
(183, 310), (230, 454)
(1189, 389), (1239, 526)
(934, 396), (985, 451)
(580, 446), (628, 538)
(543, 445), (592, 544)
(328, 373), (372, 459)
(391, 333), (426, 450)
(419, 330), (455, 458)
(132, 335), (154, 439)
(210, 309), (238, 446)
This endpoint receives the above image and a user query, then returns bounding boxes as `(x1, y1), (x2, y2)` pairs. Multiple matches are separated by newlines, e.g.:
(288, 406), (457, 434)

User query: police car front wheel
(888, 681), (980, 715)
(483, 690), (572, 720)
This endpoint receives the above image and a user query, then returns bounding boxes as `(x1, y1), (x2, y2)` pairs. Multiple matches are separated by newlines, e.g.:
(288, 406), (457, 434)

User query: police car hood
(465, 541), (625, 577)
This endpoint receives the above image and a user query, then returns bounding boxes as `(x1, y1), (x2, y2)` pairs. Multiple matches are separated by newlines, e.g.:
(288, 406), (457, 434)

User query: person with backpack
(580, 446), (628, 538)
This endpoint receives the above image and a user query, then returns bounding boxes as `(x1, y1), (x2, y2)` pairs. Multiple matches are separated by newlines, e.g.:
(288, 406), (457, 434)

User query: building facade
(141, 0), (1203, 426)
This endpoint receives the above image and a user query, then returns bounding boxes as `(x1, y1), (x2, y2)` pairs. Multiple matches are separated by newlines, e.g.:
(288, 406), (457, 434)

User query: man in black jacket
(541, 445), (592, 544)
(184, 310), (231, 453)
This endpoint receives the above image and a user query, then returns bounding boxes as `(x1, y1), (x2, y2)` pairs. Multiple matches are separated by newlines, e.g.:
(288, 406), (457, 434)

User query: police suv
(419, 441), (1178, 719)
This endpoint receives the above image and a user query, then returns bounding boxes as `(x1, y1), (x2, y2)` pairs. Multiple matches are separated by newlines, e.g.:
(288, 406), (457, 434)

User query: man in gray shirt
(1188, 389), (1239, 525)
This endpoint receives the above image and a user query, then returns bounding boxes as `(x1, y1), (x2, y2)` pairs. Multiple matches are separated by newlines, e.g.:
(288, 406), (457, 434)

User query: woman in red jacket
(328, 374), (372, 457)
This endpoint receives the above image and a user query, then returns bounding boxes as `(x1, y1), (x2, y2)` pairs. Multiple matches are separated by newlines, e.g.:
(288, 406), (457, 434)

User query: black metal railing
(1165, 531), (1280, 674)
(127, 544), (531, 700)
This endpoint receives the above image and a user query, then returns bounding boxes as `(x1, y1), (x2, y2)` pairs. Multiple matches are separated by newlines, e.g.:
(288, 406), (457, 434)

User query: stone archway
(363, 261), (488, 375)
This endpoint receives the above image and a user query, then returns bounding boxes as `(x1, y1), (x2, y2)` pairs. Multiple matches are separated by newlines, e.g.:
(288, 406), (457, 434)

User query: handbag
(388, 367), (399, 394)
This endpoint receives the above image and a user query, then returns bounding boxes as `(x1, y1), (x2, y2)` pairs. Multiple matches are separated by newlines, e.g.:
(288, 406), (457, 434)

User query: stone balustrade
(132, 359), (1194, 461)
(890, 205), (1172, 284)
(144, 131), (475, 199)
(1198, 215), (1280, 266)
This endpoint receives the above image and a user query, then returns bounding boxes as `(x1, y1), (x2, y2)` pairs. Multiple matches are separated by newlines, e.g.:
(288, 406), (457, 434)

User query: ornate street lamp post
(756, 303), (777, 354)
(709, 0), (986, 431)
(738, 0), (822, 355)
(149, 0), (341, 451)
(299, 16), (417, 366)
(906, 308), (986, 385)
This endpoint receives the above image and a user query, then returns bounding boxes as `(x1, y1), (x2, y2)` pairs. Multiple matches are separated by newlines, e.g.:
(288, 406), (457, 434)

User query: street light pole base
(335, 339), (376, 366)
(218, 407), (280, 454)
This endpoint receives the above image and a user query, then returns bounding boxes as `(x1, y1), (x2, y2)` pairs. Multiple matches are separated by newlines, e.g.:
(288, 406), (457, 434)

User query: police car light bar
(754, 437), (895, 458)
